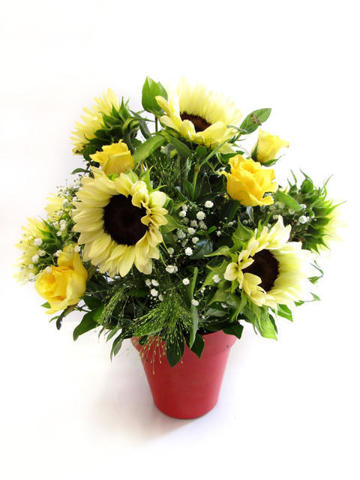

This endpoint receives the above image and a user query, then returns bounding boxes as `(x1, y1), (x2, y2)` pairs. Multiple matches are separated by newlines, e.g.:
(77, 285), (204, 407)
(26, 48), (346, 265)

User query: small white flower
(273, 214), (279, 220)
(289, 209), (295, 215)
(62, 199), (70, 208)
(298, 215), (309, 224)
(221, 303), (228, 309)
(45, 266), (52, 273)
(183, 217), (189, 224)
(59, 220), (67, 231)
(28, 272), (36, 280)
(216, 231), (222, 237)
(182, 278), (190, 285)
(74, 245), (81, 253)
(56, 231), (62, 237)
(185, 247), (193, 256)
(192, 236), (199, 244)
(168, 247), (174, 255)
(191, 299), (199, 306)
(187, 227), (196, 235)
(38, 249), (46, 257)
(300, 203), (307, 209)
(34, 238), (42, 246)
(205, 200), (214, 208)
(190, 220), (198, 227)
(58, 210), (64, 217)
(159, 294), (164, 301)
(54, 250), (62, 257)
(199, 221), (207, 230)
(177, 230), (186, 239)
(32, 254), (39, 264)
(213, 274), (221, 283)
(150, 288), (158, 297)
(28, 264), (34, 269)
(179, 210), (187, 218)
(196, 211), (206, 220)
(166, 265), (177, 274)
(151, 279), (159, 286)
(145, 279), (152, 287)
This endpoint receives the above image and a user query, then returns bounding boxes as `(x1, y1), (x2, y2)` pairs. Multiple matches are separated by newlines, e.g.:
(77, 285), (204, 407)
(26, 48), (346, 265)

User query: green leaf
(127, 288), (147, 298)
(83, 295), (102, 310)
(73, 311), (98, 341)
(110, 334), (123, 359)
(258, 309), (277, 340)
(166, 337), (185, 367)
(188, 267), (199, 304)
(167, 135), (192, 158)
(161, 214), (183, 233)
(206, 245), (231, 258)
(133, 133), (165, 163)
(209, 286), (228, 305)
(41, 302), (50, 308)
(277, 304), (293, 321)
(190, 333), (204, 358)
(232, 221), (253, 249)
(228, 293), (247, 322)
(275, 191), (302, 212)
(192, 239), (213, 259)
(71, 167), (88, 174)
(142, 77), (167, 114)
(189, 305), (199, 348)
(239, 108), (272, 134)
(223, 322), (244, 339)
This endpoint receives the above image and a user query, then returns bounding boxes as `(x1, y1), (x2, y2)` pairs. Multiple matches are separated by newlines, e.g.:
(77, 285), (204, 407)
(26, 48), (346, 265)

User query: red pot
(132, 330), (236, 419)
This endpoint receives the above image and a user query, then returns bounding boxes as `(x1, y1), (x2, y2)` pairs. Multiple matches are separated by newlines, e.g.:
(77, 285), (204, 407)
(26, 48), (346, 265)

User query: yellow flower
(156, 78), (242, 151)
(90, 141), (134, 176)
(224, 217), (312, 308)
(223, 155), (277, 206)
(45, 194), (63, 220)
(252, 129), (289, 163)
(72, 168), (168, 277)
(15, 218), (49, 283)
(71, 89), (120, 153)
(35, 245), (88, 314)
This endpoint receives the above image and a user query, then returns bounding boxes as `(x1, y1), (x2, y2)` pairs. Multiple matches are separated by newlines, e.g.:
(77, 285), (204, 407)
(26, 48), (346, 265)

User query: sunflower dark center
(243, 249), (279, 292)
(180, 112), (211, 132)
(103, 194), (148, 246)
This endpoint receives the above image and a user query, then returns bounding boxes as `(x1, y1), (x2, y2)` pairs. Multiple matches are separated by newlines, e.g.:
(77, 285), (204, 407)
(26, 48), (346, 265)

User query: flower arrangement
(16, 77), (340, 366)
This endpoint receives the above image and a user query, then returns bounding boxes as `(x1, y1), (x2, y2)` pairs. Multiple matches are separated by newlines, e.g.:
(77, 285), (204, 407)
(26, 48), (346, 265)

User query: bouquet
(16, 77), (340, 366)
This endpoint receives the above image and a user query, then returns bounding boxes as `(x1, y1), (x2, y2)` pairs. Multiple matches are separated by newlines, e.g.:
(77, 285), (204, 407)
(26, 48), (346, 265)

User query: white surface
(0, 1), (359, 479)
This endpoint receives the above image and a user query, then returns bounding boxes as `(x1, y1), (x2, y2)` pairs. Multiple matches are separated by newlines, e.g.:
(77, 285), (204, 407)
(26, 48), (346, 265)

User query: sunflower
(224, 217), (312, 308)
(71, 89), (120, 153)
(156, 78), (242, 151)
(15, 218), (49, 283)
(72, 168), (168, 277)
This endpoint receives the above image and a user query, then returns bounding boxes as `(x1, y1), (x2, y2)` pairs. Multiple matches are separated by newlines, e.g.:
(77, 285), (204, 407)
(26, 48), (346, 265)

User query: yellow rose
(35, 245), (88, 314)
(224, 155), (277, 207)
(252, 129), (289, 163)
(90, 141), (134, 176)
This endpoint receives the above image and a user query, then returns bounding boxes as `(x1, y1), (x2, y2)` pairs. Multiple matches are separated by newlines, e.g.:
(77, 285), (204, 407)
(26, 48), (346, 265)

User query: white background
(1, 1), (359, 479)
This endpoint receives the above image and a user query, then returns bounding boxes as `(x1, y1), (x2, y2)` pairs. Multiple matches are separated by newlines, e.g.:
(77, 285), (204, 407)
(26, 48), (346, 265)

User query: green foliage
(142, 77), (167, 115)
(133, 133), (165, 163)
(239, 108), (272, 134)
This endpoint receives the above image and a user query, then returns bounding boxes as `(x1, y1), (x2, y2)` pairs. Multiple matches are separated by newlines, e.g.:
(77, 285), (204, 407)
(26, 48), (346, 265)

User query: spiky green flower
(283, 174), (340, 252)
